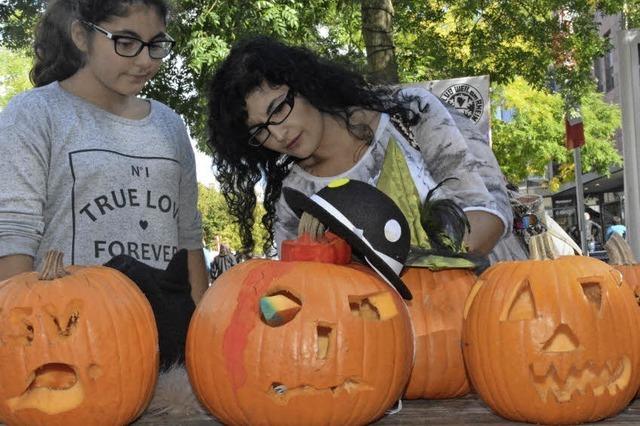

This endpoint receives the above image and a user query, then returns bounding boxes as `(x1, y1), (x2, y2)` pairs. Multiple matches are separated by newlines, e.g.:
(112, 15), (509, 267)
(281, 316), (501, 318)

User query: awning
(538, 167), (624, 199)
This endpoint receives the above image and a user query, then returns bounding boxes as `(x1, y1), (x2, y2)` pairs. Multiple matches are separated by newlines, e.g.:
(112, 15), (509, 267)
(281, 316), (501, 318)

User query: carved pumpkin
(462, 256), (640, 424)
(0, 251), (158, 426)
(402, 267), (475, 399)
(186, 236), (414, 426)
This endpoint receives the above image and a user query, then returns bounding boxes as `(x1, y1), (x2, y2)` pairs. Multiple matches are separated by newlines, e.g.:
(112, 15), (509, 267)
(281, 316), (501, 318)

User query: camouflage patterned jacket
(274, 87), (515, 262)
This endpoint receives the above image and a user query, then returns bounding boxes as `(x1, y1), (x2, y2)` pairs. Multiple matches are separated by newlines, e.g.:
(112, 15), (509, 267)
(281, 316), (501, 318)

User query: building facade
(541, 12), (630, 253)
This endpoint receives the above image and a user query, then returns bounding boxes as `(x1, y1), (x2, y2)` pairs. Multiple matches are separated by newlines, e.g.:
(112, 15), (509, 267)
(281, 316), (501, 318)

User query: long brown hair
(30, 0), (171, 87)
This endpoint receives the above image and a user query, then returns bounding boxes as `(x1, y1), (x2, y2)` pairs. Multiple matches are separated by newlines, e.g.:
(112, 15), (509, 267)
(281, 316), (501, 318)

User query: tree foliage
(197, 183), (268, 255)
(0, 0), (45, 49)
(492, 77), (622, 190)
(0, 0), (633, 189)
(0, 47), (32, 108)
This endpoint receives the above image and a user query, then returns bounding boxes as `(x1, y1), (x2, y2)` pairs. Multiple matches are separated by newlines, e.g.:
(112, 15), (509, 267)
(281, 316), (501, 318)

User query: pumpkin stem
(39, 251), (69, 280)
(297, 211), (326, 241)
(605, 233), (636, 265)
(528, 233), (559, 260)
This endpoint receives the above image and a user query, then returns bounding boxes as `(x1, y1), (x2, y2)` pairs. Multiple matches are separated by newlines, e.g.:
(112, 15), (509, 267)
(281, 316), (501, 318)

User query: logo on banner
(439, 84), (485, 124)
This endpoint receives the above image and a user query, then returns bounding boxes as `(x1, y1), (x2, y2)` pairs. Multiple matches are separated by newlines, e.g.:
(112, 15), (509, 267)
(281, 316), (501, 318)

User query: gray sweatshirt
(0, 82), (202, 270)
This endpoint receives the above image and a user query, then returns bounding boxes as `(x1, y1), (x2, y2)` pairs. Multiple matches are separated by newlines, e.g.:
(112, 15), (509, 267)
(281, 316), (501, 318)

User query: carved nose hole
(317, 324), (333, 360)
(260, 291), (302, 327)
(542, 324), (580, 352)
(580, 281), (602, 311)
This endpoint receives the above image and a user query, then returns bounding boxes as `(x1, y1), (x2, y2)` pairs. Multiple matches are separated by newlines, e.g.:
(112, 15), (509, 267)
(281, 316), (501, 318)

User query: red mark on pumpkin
(222, 262), (294, 391)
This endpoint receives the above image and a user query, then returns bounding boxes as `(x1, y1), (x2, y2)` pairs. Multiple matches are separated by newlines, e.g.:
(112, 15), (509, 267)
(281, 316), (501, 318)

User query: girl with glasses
(208, 36), (522, 267)
(0, 0), (208, 375)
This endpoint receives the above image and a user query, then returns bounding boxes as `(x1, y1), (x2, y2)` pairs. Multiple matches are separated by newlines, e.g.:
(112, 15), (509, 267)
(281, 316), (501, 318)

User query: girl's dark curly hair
(31, 0), (171, 87)
(207, 35), (421, 256)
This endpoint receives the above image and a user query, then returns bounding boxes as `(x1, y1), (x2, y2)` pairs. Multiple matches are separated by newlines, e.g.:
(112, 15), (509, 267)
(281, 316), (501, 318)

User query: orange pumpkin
(606, 233), (640, 301)
(462, 256), (640, 425)
(402, 267), (475, 399)
(0, 251), (158, 426)
(186, 236), (414, 426)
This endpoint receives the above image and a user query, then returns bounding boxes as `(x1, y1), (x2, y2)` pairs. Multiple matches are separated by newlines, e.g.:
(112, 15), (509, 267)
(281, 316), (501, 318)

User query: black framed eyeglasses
(247, 89), (295, 147)
(81, 21), (175, 59)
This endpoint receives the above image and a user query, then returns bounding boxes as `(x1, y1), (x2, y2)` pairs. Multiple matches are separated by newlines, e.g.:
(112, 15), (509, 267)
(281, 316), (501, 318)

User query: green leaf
(376, 138), (429, 248)
(376, 139), (475, 270)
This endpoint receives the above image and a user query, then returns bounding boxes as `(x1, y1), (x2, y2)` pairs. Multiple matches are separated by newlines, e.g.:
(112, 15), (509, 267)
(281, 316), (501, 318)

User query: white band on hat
(309, 194), (404, 274)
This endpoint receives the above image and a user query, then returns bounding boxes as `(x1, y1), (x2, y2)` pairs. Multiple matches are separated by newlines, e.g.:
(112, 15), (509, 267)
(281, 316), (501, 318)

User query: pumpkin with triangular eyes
(186, 236), (414, 426)
(462, 256), (640, 425)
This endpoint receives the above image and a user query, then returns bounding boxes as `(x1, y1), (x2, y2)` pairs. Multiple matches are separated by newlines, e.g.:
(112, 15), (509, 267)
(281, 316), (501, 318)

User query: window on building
(593, 57), (604, 92)
(604, 31), (615, 92)
(494, 105), (516, 123)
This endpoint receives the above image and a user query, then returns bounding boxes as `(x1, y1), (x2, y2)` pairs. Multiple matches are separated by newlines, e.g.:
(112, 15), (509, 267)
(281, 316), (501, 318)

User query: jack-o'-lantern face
(1, 300), (87, 415)
(0, 260), (158, 426)
(187, 259), (414, 426)
(462, 256), (640, 425)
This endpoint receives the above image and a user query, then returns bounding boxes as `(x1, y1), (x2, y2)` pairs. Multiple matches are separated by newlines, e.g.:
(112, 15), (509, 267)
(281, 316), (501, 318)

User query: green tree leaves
(491, 77), (621, 188)
(0, 47), (32, 108)
(0, 0), (632, 200)
(197, 183), (268, 254)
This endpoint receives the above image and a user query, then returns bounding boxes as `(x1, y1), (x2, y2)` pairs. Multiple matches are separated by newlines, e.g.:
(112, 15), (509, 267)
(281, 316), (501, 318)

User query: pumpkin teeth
(530, 357), (630, 403)
(268, 378), (372, 402)
(553, 361), (575, 383)
(531, 360), (551, 377)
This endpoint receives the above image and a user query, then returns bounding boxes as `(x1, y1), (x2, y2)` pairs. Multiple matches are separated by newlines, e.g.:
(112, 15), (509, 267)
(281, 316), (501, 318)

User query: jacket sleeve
(410, 90), (511, 237)
(444, 102), (513, 236)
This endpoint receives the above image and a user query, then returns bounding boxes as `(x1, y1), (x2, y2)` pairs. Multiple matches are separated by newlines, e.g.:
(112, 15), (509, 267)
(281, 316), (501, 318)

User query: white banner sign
(411, 75), (491, 141)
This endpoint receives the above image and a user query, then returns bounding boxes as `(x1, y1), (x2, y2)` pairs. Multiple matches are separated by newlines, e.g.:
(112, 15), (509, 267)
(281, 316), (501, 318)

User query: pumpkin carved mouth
(531, 356), (631, 403)
(268, 379), (374, 402)
(6, 363), (84, 414)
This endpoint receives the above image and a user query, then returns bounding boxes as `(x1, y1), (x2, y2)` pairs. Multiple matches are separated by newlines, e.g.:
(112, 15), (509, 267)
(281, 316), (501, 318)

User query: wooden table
(134, 393), (640, 425)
